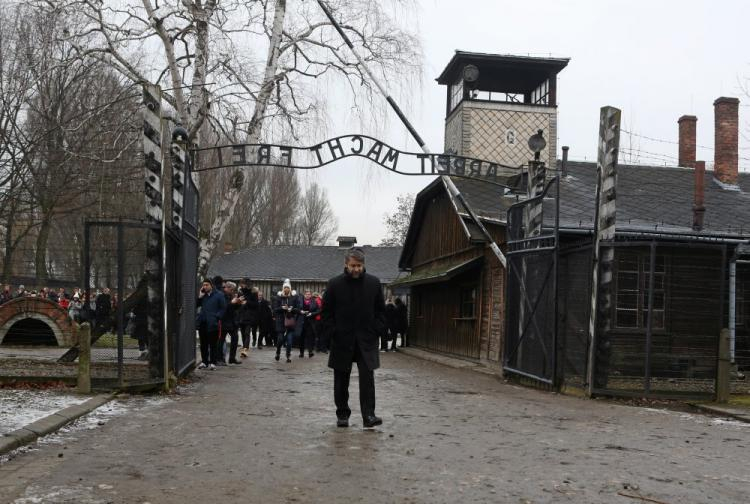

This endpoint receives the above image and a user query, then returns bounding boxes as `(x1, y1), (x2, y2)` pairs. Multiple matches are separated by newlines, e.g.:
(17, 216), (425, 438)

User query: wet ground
(0, 349), (748, 503)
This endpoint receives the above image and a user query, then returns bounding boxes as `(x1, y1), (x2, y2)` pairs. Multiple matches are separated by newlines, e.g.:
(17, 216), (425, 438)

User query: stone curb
(689, 403), (750, 424)
(0, 392), (116, 457)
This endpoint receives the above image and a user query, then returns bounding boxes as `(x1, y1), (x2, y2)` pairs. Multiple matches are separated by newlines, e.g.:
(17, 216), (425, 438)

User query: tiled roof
(208, 245), (403, 284)
(451, 161), (750, 239)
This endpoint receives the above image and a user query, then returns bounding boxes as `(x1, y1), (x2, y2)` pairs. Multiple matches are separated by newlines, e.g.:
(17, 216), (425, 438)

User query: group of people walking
(195, 275), (408, 369)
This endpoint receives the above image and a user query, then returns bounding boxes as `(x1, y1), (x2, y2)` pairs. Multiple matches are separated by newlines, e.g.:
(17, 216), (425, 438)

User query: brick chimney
(693, 160), (706, 231)
(677, 115), (697, 168)
(714, 97), (740, 186)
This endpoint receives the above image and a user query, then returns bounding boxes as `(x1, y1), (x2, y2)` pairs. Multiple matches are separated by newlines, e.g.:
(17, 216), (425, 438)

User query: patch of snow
(710, 418), (749, 428)
(0, 390), (86, 435)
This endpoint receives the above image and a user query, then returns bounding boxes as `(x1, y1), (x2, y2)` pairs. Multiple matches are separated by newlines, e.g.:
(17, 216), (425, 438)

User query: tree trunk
(197, 0), (287, 278)
(35, 215), (51, 281)
(2, 202), (17, 283)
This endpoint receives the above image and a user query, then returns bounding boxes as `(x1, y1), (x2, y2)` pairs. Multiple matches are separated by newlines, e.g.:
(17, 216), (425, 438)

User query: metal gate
(171, 155), (199, 377)
(81, 220), (163, 388)
(503, 176), (560, 386)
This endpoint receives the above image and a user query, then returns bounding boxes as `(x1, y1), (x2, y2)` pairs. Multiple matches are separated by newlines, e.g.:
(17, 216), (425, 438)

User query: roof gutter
(558, 227), (749, 244)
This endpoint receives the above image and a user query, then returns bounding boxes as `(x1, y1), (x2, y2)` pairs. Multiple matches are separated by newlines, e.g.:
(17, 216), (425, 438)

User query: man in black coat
(321, 247), (386, 429)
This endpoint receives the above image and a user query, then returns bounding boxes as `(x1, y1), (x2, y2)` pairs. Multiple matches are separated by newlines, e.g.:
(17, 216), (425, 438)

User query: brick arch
(0, 297), (76, 346)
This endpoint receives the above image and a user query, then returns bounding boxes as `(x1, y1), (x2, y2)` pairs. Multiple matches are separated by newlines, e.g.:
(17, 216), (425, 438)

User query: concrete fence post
(77, 323), (91, 394)
(716, 328), (731, 403)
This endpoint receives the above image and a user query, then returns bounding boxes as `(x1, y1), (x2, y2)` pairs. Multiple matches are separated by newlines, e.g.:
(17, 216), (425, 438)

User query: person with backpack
(273, 279), (300, 363)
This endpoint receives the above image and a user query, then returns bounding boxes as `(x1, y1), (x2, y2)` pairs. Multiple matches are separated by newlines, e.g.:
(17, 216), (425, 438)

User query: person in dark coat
(237, 278), (259, 357)
(298, 290), (321, 358)
(395, 297), (408, 347)
(258, 291), (274, 348)
(95, 288), (112, 334)
(384, 298), (398, 351)
(321, 247), (386, 429)
(221, 281), (243, 365)
(273, 279), (301, 363)
(196, 278), (227, 369)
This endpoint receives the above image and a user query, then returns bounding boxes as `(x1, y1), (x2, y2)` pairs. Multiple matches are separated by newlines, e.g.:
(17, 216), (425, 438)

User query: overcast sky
(299, 0), (750, 246)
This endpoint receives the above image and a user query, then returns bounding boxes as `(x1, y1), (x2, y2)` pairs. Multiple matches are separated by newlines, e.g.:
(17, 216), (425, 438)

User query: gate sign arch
(192, 134), (520, 182)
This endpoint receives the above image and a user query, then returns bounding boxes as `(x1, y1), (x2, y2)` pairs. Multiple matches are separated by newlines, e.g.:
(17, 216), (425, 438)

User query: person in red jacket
(313, 292), (327, 353)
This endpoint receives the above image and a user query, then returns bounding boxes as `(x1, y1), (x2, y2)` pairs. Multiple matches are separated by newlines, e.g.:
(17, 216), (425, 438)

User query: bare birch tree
(43, 0), (420, 276)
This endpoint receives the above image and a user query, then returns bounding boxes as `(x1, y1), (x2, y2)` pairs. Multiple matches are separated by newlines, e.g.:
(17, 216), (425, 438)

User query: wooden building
(395, 51), (750, 396)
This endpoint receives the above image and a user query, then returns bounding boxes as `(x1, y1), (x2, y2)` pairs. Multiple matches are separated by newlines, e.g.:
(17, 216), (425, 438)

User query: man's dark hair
(202, 278), (213, 285)
(241, 277), (251, 285)
(345, 246), (365, 263)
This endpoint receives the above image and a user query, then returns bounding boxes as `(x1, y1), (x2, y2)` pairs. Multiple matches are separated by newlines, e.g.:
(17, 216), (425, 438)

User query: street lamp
(527, 129), (546, 161)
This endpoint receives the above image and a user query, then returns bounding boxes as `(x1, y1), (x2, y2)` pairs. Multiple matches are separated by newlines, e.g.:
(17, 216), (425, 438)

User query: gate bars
(503, 175), (561, 385)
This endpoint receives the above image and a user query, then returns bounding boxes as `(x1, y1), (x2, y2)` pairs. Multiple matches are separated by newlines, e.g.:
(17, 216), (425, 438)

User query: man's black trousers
(333, 343), (375, 420)
(198, 323), (219, 365)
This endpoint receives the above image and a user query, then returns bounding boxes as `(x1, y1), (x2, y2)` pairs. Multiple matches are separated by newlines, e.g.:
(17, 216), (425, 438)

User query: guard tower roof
(437, 51), (570, 94)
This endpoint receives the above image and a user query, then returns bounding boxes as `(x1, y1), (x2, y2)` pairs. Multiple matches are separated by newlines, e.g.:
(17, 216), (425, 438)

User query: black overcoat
(322, 269), (386, 371)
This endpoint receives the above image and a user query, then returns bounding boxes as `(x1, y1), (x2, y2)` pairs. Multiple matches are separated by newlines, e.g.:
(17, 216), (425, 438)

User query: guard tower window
(531, 79), (549, 105)
(450, 76), (464, 113)
(471, 90), (523, 103)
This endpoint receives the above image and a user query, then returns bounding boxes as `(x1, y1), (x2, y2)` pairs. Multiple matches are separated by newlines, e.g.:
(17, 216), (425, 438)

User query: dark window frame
(614, 250), (668, 331)
(458, 284), (477, 319)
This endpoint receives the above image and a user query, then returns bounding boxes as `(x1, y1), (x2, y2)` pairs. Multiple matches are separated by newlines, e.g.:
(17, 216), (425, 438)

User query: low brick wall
(0, 298), (76, 346)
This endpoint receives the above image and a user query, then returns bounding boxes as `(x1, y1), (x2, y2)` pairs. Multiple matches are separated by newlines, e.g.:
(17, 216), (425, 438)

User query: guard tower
(438, 51), (569, 167)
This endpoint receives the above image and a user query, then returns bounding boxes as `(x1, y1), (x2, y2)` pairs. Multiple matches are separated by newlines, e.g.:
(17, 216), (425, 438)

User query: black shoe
(337, 417), (349, 428)
(309, 352), (314, 358)
(286, 357), (291, 363)
(275, 352), (280, 361)
(299, 353), (304, 358)
(362, 415), (382, 428)
(228, 359), (242, 365)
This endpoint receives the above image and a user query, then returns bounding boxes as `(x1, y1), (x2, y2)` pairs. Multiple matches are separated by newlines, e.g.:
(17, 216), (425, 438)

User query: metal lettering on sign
(192, 134), (520, 181)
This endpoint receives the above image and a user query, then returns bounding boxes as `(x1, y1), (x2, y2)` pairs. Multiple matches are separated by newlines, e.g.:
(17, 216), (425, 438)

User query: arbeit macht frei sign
(192, 134), (519, 181)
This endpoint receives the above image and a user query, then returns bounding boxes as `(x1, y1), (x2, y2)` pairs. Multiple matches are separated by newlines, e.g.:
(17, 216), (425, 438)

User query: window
(449, 77), (464, 112)
(459, 286), (476, 318)
(531, 79), (550, 105)
(615, 251), (666, 330)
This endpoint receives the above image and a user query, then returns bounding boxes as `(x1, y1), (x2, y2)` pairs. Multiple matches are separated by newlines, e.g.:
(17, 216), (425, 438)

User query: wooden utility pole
(587, 106), (621, 396)
(143, 84), (165, 378)
(77, 323), (91, 394)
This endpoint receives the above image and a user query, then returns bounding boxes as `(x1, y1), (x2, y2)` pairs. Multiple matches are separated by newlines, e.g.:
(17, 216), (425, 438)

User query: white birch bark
(197, 0), (287, 277)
